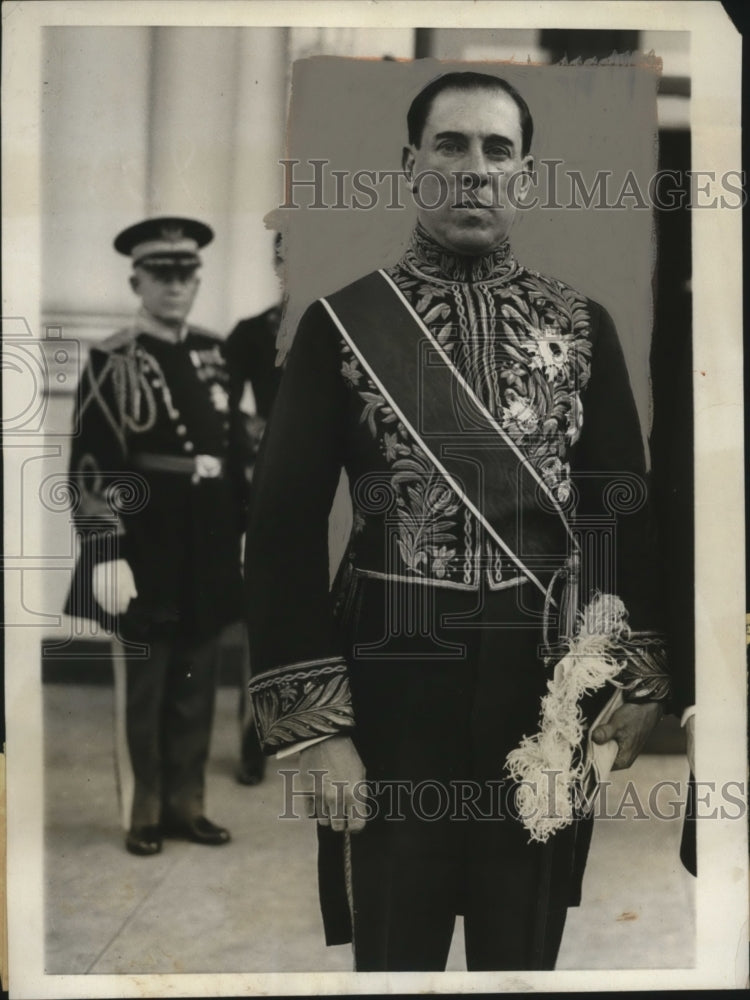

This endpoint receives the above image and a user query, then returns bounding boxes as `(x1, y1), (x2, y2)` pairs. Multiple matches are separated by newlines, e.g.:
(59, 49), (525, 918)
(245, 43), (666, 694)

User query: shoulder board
(97, 326), (137, 353)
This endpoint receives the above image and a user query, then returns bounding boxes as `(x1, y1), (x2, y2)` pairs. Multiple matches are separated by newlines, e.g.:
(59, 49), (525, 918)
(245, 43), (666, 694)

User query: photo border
(3, 2), (746, 996)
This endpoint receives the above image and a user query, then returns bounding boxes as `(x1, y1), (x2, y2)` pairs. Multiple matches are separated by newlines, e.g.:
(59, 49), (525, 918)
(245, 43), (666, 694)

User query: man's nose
(459, 148), (490, 188)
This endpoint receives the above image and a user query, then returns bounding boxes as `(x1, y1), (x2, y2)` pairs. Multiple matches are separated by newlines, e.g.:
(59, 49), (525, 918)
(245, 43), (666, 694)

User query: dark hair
(407, 72), (533, 157)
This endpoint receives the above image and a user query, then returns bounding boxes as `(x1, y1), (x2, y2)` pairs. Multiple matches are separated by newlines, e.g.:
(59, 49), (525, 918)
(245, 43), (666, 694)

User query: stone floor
(43, 683), (696, 975)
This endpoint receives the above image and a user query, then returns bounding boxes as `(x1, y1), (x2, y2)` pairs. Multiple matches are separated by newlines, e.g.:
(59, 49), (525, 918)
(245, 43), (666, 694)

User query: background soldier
(66, 217), (248, 855)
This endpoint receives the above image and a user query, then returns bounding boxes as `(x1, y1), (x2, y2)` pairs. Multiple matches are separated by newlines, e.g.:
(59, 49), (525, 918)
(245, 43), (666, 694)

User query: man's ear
(129, 273), (139, 294)
(402, 145), (416, 183)
(513, 154), (535, 204)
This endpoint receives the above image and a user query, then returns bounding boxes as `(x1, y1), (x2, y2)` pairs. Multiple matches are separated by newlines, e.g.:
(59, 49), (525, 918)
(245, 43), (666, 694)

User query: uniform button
(176, 424), (187, 436)
(151, 378), (162, 388)
(183, 441), (194, 453)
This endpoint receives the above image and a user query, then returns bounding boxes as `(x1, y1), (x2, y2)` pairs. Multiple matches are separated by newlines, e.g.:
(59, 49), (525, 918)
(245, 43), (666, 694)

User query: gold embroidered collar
(401, 224), (518, 284)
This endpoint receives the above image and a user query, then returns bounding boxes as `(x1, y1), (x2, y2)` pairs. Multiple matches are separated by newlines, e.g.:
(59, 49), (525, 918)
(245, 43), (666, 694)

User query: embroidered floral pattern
(429, 545), (456, 579)
(341, 358), (363, 387)
(341, 341), (463, 580)
(401, 224), (518, 283)
(388, 230), (594, 507)
(338, 227), (595, 584)
(492, 277), (593, 472)
(249, 660), (354, 751)
(392, 463), (462, 579)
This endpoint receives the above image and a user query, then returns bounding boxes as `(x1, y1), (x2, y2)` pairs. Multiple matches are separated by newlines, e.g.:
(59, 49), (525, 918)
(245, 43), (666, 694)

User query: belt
(133, 452), (225, 484)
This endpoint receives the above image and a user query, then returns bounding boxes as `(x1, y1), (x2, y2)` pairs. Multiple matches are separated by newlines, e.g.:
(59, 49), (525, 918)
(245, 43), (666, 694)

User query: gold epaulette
(97, 326), (139, 353)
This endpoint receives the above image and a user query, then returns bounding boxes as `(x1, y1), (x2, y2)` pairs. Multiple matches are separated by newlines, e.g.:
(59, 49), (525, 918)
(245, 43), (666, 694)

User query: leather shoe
(163, 815), (231, 846)
(125, 825), (163, 856)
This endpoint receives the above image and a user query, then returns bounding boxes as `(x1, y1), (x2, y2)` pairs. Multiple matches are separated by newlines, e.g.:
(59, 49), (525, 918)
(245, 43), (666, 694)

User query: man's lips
(453, 191), (496, 209)
(452, 202), (495, 211)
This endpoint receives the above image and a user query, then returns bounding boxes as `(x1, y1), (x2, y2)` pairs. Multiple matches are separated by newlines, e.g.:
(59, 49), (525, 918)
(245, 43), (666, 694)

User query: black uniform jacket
(246, 226), (671, 757)
(224, 305), (283, 420)
(223, 304), (284, 470)
(65, 312), (247, 641)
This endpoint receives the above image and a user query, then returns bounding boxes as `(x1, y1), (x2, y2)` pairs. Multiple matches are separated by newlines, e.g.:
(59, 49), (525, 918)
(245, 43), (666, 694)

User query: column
(148, 27), (241, 333)
(42, 26), (151, 320)
(225, 27), (289, 327)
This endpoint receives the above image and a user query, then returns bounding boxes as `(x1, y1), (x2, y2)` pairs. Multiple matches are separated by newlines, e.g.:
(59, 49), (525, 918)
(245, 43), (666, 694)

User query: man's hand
(591, 701), (664, 770)
(91, 559), (138, 616)
(299, 734), (367, 833)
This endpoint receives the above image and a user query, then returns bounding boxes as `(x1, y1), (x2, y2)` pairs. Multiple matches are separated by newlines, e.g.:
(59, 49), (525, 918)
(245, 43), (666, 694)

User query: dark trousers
(343, 810), (577, 971)
(320, 573), (585, 970)
(238, 625), (263, 763)
(113, 633), (220, 828)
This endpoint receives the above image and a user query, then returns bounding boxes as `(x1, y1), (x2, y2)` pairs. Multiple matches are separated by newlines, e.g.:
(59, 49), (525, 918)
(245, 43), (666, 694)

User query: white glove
(91, 559), (138, 616)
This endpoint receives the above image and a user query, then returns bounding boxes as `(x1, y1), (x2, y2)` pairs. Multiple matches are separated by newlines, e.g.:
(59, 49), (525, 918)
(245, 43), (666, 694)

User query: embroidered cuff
(249, 656), (355, 753)
(618, 632), (671, 703)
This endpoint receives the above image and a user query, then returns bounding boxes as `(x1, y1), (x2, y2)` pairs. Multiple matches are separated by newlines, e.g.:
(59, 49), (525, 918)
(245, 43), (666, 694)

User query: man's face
(403, 87), (533, 255)
(131, 263), (200, 325)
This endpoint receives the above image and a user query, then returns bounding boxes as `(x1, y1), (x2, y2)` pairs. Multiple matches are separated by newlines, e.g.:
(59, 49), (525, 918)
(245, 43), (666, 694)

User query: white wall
(42, 26), (289, 341)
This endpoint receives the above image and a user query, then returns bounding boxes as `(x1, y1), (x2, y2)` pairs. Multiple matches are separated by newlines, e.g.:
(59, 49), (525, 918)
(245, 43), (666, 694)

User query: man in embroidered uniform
(246, 75), (675, 969)
(66, 216), (247, 856)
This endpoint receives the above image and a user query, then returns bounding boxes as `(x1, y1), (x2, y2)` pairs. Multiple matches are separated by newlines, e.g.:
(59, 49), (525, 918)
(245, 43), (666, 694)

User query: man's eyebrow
(433, 130), (467, 143)
(432, 130), (516, 147)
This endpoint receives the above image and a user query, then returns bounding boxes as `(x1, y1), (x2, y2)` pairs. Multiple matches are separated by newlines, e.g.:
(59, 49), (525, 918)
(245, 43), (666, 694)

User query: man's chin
(442, 226), (507, 256)
(155, 311), (188, 326)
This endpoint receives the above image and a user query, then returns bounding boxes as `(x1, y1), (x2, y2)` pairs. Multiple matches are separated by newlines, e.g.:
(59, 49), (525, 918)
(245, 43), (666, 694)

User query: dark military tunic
(66, 313), (246, 639)
(222, 304), (284, 484)
(224, 305), (283, 421)
(246, 226), (670, 970)
(66, 310), (247, 827)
